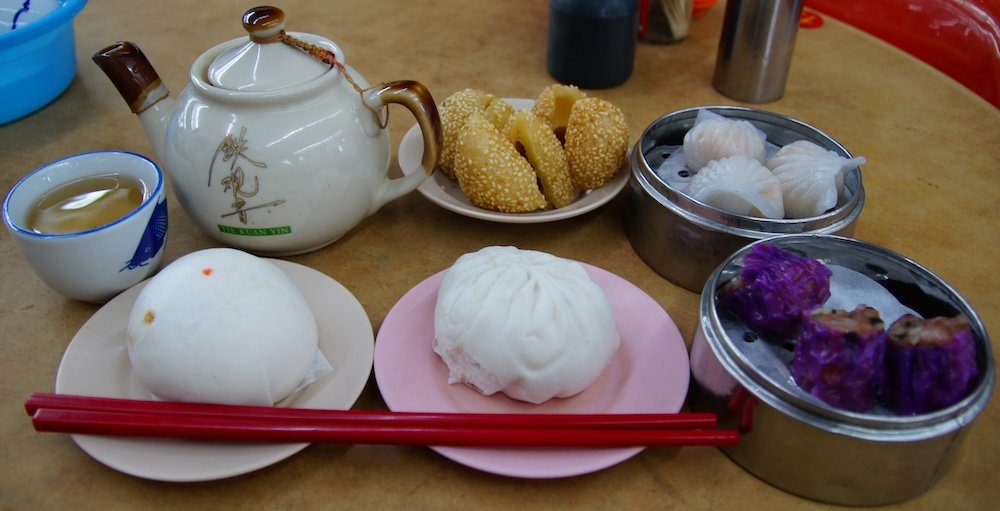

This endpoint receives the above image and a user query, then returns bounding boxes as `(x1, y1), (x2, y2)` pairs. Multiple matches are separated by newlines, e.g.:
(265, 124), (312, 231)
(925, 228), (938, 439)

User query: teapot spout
(93, 42), (174, 162)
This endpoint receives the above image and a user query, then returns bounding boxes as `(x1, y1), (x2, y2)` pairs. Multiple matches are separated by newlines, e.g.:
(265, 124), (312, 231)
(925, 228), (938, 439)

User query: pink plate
(373, 263), (690, 478)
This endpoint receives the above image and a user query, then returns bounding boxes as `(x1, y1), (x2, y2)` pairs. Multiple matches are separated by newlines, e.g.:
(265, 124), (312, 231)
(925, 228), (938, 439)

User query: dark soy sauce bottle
(546, 0), (638, 89)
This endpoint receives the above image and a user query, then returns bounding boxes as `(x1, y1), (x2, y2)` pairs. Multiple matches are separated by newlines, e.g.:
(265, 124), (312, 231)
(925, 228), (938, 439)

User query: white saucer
(54, 259), (375, 482)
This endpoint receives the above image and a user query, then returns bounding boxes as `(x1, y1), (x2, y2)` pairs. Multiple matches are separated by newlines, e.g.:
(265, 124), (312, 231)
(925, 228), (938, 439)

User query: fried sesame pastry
(505, 110), (575, 208)
(531, 84), (586, 144)
(564, 97), (629, 190)
(439, 88), (496, 178)
(484, 98), (515, 132)
(454, 111), (548, 213)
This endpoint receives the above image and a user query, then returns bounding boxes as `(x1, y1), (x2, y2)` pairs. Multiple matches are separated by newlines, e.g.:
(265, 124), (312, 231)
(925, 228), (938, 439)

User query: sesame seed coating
(505, 110), (576, 208)
(564, 98), (629, 190)
(438, 85), (627, 213)
(439, 88), (496, 178)
(485, 99), (515, 132)
(454, 111), (548, 213)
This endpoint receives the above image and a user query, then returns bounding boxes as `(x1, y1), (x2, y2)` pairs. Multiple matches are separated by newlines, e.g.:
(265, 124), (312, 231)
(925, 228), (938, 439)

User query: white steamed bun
(126, 248), (319, 406)
(433, 246), (620, 404)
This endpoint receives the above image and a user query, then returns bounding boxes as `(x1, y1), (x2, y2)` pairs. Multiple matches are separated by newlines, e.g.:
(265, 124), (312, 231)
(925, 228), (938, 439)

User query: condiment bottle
(546, 0), (638, 89)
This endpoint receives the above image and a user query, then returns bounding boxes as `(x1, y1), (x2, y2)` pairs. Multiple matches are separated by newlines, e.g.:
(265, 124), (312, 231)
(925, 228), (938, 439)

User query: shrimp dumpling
(767, 140), (866, 218)
(682, 113), (767, 171)
(687, 156), (784, 219)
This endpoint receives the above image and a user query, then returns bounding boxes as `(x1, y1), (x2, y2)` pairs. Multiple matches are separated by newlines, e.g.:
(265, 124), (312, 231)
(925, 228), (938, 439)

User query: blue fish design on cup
(121, 198), (168, 271)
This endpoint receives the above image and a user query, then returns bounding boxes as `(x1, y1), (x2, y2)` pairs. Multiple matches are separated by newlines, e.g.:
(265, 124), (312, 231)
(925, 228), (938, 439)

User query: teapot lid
(207, 6), (332, 92)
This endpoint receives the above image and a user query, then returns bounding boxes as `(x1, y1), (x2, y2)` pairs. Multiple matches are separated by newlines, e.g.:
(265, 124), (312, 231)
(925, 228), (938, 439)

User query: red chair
(805, 0), (1000, 108)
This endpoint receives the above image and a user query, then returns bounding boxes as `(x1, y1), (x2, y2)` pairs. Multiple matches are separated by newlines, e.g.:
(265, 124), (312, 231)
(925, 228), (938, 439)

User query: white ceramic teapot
(94, 6), (441, 255)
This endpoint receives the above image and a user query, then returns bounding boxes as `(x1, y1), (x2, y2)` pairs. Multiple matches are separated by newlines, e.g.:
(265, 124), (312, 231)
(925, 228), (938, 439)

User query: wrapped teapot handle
(363, 81), (442, 208)
(242, 7), (440, 208)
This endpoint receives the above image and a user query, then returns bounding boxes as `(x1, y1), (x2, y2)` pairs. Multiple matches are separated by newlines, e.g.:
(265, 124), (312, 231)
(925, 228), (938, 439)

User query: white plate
(54, 260), (375, 482)
(398, 98), (629, 223)
(373, 264), (690, 478)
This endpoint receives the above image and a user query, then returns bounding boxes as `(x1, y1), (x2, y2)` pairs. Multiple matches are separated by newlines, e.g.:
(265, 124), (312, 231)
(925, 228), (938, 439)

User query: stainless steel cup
(712, 0), (804, 103)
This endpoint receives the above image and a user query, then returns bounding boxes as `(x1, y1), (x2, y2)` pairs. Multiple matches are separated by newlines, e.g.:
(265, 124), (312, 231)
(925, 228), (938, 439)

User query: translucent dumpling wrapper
(789, 306), (888, 413)
(432, 246), (620, 404)
(682, 109), (767, 171)
(766, 140), (866, 218)
(887, 314), (979, 415)
(686, 156), (784, 219)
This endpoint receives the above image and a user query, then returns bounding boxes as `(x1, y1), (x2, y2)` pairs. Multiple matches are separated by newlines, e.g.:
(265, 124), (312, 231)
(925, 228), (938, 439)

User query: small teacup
(3, 150), (167, 302)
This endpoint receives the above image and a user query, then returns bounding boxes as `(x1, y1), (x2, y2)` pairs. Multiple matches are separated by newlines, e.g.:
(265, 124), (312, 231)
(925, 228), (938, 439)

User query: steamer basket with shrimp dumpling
(625, 106), (865, 292)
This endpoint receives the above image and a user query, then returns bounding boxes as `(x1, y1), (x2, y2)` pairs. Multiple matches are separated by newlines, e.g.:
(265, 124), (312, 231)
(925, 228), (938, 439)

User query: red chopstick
(30, 408), (738, 447)
(25, 392), (739, 447)
(25, 393), (718, 429)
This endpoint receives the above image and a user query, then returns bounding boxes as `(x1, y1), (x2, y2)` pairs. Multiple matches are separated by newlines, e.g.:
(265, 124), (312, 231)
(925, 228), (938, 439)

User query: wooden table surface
(2, 1), (998, 509)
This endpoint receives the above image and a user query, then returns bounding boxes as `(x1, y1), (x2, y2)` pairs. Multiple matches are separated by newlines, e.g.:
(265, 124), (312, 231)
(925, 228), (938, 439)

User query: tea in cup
(3, 150), (168, 302)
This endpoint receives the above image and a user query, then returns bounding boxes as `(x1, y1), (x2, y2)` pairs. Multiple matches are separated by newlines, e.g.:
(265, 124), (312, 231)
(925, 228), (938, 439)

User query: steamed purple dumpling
(789, 306), (887, 412)
(719, 243), (832, 339)
(887, 314), (979, 415)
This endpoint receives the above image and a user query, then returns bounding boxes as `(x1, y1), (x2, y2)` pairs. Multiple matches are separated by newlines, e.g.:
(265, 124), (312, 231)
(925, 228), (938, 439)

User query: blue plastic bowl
(0, 0), (88, 125)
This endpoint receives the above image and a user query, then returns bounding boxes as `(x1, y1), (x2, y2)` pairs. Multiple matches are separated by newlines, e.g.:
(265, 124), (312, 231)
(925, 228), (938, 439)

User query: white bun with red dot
(126, 248), (319, 405)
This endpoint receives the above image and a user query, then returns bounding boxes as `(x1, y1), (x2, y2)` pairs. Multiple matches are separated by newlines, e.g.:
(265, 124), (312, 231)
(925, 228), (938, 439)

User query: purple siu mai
(887, 314), (979, 415)
(790, 306), (887, 413)
(718, 243), (832, 339)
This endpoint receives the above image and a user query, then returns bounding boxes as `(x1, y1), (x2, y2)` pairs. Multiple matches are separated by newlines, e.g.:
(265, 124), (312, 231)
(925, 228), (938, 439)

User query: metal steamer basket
(689, 235), (995, 506)
(626, 106), (864, 292)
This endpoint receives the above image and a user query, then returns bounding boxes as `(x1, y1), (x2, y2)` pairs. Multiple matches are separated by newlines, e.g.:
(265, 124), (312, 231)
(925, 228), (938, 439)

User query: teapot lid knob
(243, 6), (286, 43)
(207, 5), (332, 91)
